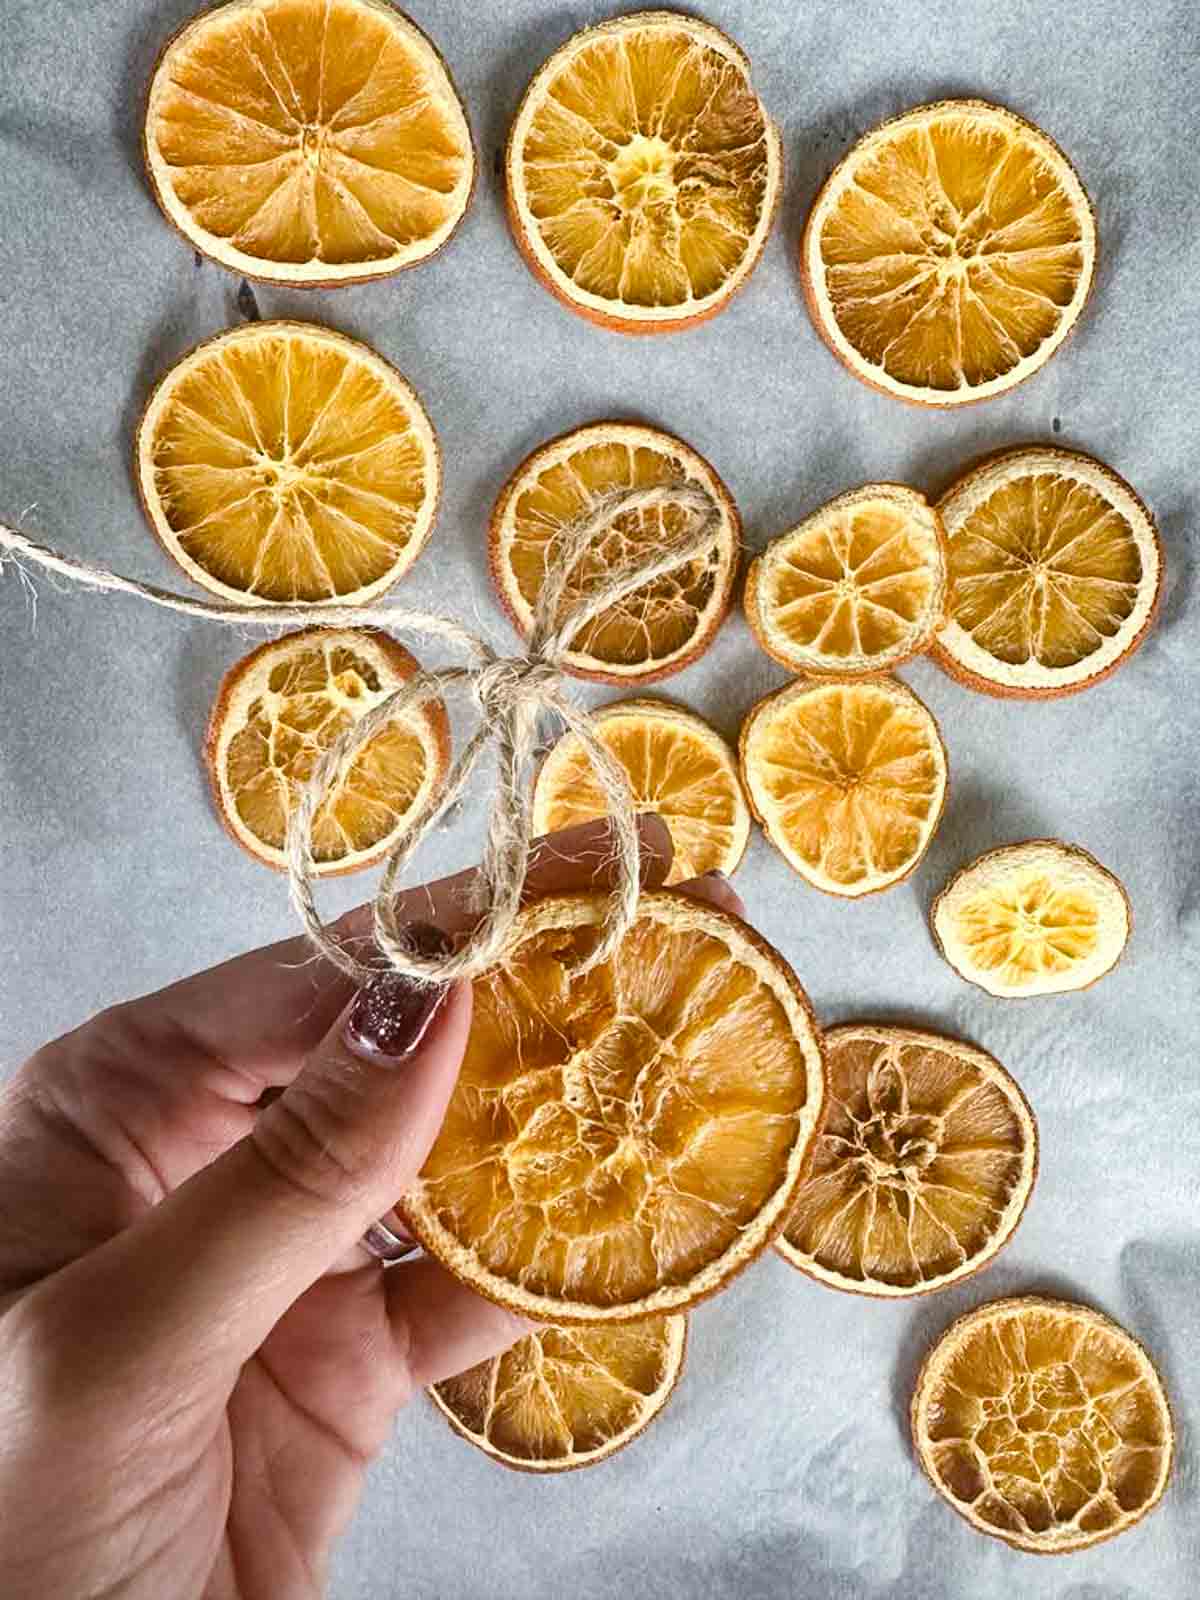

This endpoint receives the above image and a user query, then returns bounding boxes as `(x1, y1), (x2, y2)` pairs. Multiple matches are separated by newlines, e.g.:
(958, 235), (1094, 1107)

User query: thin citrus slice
(912, 1296), (1174, 1552)
(531, 699), (750, 883)
(802, 100), (1096, 405)
(932, 447), (1164, 697)
(777, 1025), (1036, 1297)
(144, 0), (474, 286)
(738, 676), (948, 897)
(399, 890), (824, 1322)
(745, 484), (948, 675)
(137, 321), (440, 605)
(489, 421), (740, 683)
(429, 1314), (686, 1472)
(931, 839), (1130, 997)
(505, 11), (782, 333)
(205, 625), (448, 874)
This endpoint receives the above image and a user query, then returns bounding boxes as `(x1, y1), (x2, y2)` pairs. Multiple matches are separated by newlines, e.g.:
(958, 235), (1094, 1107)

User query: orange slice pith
(931, 839), (1131, 998)
(505, 11), (783, 333)
(745, 483), (948, 675)
(137, 321), (440, 605)
(932, 447), (1163, 698)
(738, 676), (948, 897)
(489, 421), (740, 684)
(205, 626), (448, 874)
(429, 1314), (686, 1472)
(802, 100), (1096, 406)
(144, 0), (475, 286)
(912, 1297), (1174, 1552)
(399, 890), (824, 1323)
(777, 1025), (1037, 1297)
(531, 699), (750, 883)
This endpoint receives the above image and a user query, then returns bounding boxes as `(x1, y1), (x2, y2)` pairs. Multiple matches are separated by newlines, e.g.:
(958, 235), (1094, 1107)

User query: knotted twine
(0, 483), (724, 986)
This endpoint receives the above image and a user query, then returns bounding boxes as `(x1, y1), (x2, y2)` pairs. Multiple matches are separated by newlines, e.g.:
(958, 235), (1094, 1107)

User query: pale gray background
(1, 1), (1197, 1596)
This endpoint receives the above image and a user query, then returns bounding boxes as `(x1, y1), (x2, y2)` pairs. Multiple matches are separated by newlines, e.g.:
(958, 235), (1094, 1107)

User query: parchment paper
(1, 1), (1197, 1595)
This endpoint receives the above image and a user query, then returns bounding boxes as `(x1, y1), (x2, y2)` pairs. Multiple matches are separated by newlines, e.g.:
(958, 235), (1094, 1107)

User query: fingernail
(344, 924), (453, 1061)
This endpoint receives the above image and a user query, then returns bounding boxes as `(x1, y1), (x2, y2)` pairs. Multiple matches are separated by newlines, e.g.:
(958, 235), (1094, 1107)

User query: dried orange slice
(429, 1314), (686, 1472)
(777, 1025), (1036, 1297)
(931, 839), (1130, 998)
(505, 12), (782, 333)
(912, 1297), (1174, 1552)
(205, 626), (448, 873)
(745, 484), (948, 675)
(802, 101), (1096, 405)
(932, 447), (1164, 697)
(739, 676), (948, 897)
(137, 321), (440, 605)
(489, 421), (740, 684)
(399, 890), (824, 1322)
(531, 699), (750, 883)
(144, 0), (474, 286)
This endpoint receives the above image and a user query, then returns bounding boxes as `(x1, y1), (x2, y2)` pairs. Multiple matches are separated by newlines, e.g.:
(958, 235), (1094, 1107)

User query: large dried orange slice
(739, 676), (948, 897)
(932, 839), (1130, 998)
(802, 101), (1096, 405)
(144, 0), (474, 286)
(137, 321), (439, 605)
(489, 421), (740, 684)
(505, 12), (782, 333)
(205, 626), (448, 873)
(745, 484), (948, 675)
(429, 1314), (686, 1472)
(399, 891), (824, 1322)
(777, 1026), (1036, 1297)
(912, 1297), (1174, 1552)
(531, 699), (750, 883)
(932, 447), (1164, 697)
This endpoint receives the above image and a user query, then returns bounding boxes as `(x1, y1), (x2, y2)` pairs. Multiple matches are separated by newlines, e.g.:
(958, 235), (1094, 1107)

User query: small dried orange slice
(531, 699), (750, 883)
(399, 890), (824, 1323)
(488, 421), (740, 684)
(205, 626), (448, 874)
(144, 0), (474, 286)
(505, 12), (782, 333)
(777, 1025), (1036, 1297)
(802, 100), (1096, 405)
(745, 484), (948, 675)
(429, 1314), (686, 1472)
(932, 447), (1164, 698)
(137, 321), (440, 605)
(739, 676), (948, 897)
(912, 1296), (1174, 1552)
(931, 839), (1130, 998)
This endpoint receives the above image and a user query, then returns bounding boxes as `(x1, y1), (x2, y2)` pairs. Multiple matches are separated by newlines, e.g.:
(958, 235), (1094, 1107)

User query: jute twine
(0, 483), (725, 986)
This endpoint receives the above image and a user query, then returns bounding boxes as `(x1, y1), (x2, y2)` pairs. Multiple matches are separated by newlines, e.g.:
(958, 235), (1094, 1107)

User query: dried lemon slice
(931, 839), (1130, 997)
(144, 0), (474, 286)
(205, 626), (448, 873)
(912, 1297), (1174, 1552)
(777, 1026), (1037, 1296)
(429, 1315), (686, 1472)
(932, 447), (1163, 697)
(739, 676), (948, 897)
(399, 890), (824, 1322)
(506, 11), (782, 332)
(745, 484), (948, 675)
(531, 699), (750, 882)
(802, 100), (1096, 405)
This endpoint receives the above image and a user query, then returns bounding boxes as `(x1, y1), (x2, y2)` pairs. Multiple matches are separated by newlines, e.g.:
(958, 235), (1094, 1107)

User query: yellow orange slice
(912, 1297), (1174, 1552)
(205, 626), (448, 873)
(777, 1025), (1037, 1297)
(802, 101), (1096, 405)
(144, 0), (474, 286)
(505, 11), (782, 333)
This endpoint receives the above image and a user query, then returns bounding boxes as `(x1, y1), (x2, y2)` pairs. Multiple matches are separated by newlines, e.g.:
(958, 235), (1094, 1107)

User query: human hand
(0, 817), (743, 1600)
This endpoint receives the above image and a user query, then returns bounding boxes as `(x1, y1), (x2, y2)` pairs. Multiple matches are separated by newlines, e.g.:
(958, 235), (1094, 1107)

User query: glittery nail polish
(343, 923), (453, 1060)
